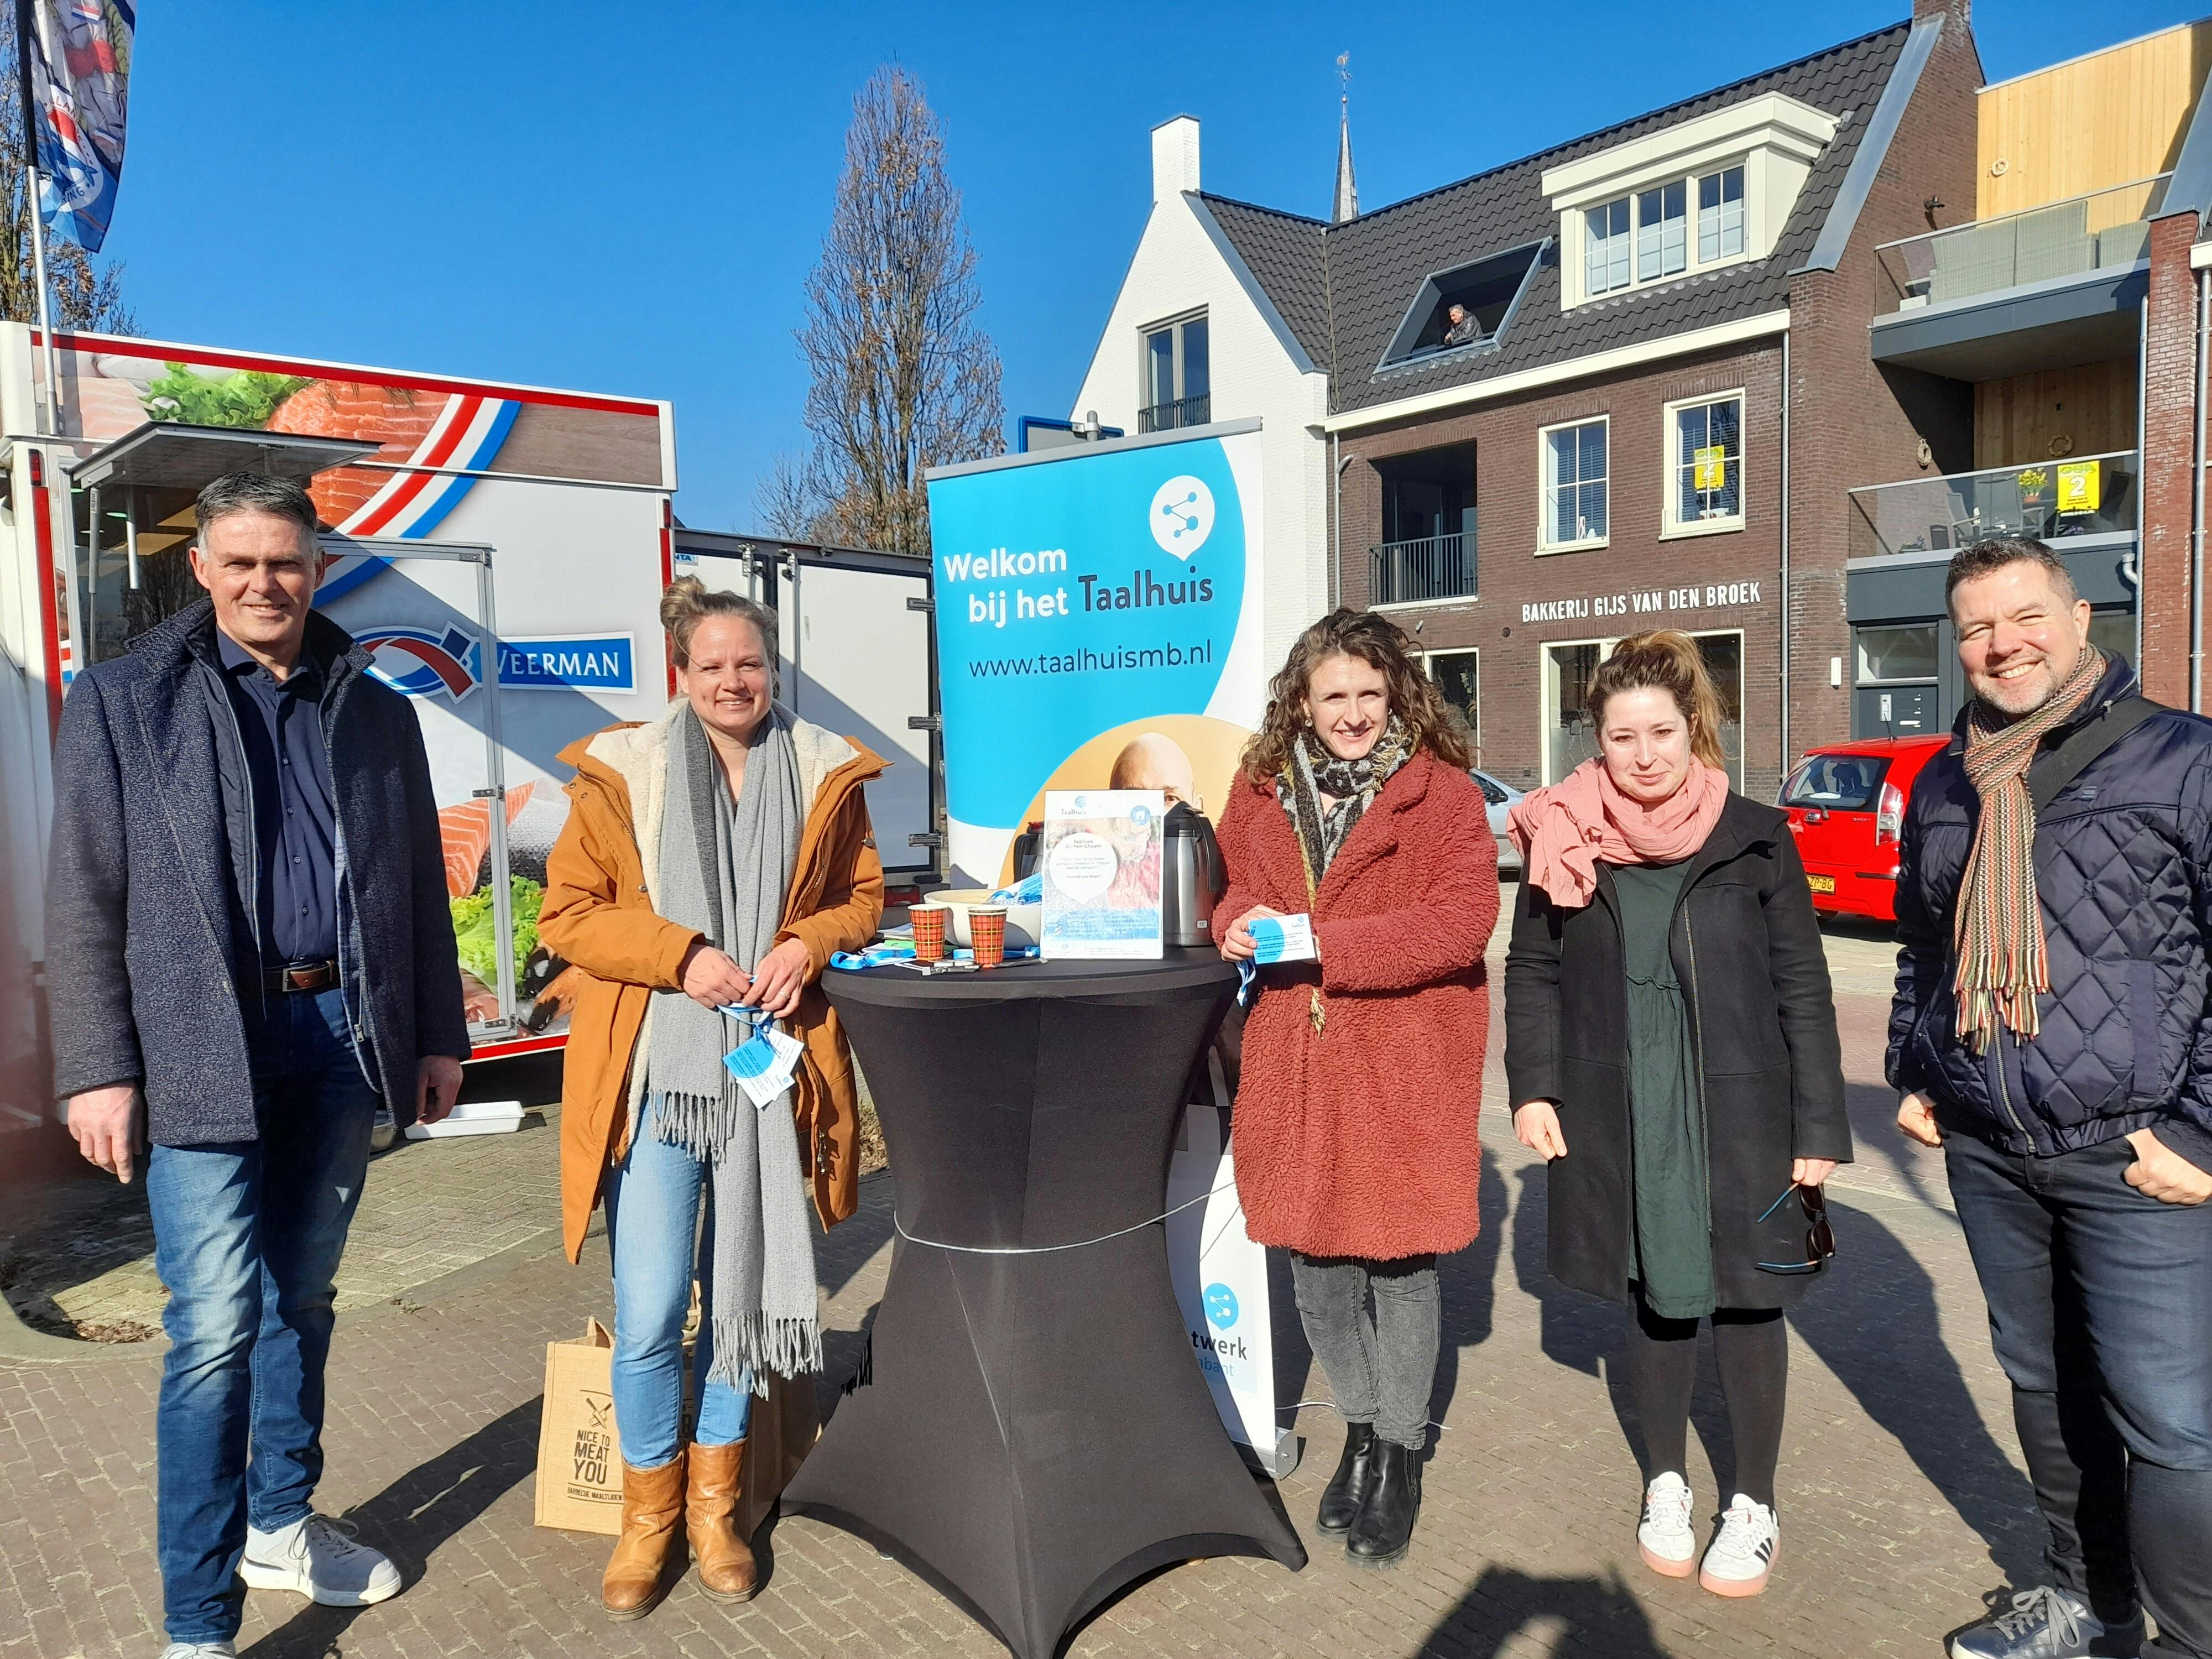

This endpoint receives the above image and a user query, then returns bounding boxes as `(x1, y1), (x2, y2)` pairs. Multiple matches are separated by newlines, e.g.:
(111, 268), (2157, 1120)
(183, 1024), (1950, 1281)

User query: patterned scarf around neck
(648, 703), (820, 1387)
(1954, 646), (2107, 1053)
(1276, 713), (1415, 898)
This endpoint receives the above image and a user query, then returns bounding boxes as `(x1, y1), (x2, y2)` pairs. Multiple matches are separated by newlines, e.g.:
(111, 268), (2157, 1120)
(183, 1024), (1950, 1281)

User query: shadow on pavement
(1416, 1563), (1668, 1657)
(1788, 1196), (2041, 1583)
(241, 1396), (542, 1659)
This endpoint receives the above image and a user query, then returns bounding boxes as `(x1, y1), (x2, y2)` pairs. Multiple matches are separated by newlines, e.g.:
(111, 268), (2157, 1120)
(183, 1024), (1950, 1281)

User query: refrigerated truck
(0, 322), (680, 1126)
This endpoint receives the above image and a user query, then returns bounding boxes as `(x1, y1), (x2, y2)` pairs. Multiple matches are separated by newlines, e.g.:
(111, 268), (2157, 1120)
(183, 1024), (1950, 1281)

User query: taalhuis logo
(1150, 476), (1214, 559)
(1194, 1281), (1247, 1363)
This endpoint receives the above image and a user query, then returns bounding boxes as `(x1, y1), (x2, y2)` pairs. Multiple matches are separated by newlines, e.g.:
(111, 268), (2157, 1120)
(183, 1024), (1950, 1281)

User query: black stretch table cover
(787, 951), (1305, 1659)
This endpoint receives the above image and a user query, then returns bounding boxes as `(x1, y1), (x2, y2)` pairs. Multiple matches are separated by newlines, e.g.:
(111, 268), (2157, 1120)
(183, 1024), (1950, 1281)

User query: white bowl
(921, 889), (1043, 950)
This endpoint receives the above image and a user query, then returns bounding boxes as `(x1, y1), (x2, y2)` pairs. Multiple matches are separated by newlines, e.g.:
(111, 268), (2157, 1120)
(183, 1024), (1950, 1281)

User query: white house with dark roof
(1072, 1), (1995, 799)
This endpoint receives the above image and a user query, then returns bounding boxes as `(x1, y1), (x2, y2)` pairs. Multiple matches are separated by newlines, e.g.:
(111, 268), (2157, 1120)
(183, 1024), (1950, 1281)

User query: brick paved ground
(2, 901), (2053, 1659)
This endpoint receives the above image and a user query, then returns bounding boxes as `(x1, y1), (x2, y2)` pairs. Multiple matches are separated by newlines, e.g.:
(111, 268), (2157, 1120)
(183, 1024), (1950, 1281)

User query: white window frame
(1698, 164), (1746, 264)
(1662, 389), (1747, 539)
(1541, 92), (1838, 310)
(1538, 415), (1610, 554)
(1139, 309), (1208, 414)
(1539, 635), (1616, 785)
(1425, 646), (1481, 756)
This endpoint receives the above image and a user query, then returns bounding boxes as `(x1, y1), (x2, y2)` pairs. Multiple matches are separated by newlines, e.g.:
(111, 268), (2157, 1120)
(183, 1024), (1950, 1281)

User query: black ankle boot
(1345, 1438), (1421, 1566)
(1315, 1422), (1376, 1535)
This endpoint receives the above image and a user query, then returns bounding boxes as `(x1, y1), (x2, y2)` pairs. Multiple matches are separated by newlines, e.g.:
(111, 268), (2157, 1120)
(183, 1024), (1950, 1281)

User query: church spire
(1333, 53), (1359, 223)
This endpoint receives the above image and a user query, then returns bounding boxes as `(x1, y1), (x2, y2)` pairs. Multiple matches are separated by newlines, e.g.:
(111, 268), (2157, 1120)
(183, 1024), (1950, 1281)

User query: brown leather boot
(685, 1440), (760, 1603)
(601, 1455), (686, 1620)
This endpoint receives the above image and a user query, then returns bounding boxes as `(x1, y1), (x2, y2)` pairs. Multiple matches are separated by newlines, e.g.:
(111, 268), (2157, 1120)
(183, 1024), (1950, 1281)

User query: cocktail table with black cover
(786, 951), (1305, 1659)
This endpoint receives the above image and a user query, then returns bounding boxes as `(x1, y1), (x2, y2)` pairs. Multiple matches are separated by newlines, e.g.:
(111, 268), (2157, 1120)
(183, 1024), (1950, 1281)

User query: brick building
(1073, 3), (1990, 800)
(1846, 16), (2212, 737)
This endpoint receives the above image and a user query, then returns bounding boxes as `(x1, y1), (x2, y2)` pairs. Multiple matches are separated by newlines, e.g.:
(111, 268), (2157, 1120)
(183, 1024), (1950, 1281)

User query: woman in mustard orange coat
(539, 578), (883, 1620)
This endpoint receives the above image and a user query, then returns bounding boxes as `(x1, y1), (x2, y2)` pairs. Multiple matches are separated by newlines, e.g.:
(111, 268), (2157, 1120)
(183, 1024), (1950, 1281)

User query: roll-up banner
(925, 421), (1295, 1475)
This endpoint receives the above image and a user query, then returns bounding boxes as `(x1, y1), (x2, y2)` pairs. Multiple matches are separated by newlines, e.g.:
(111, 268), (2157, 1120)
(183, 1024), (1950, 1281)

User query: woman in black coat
(1503, 633), (1850, 1601)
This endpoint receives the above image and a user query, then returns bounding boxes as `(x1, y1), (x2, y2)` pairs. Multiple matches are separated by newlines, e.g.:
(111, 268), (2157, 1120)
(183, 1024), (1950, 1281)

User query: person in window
(1504, 630), (1851, 1600)
(1213, 608), (1499, 1568)
(1441, 303), (1482, 348)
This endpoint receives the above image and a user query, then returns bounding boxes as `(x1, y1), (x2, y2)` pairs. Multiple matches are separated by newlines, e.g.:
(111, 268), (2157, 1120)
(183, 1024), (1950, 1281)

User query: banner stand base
(1235, 1427), (1302, 1481)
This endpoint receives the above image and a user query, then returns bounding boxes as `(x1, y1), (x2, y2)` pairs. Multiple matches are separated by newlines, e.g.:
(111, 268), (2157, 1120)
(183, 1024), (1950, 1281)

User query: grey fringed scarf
(647, 704), (820, 1389)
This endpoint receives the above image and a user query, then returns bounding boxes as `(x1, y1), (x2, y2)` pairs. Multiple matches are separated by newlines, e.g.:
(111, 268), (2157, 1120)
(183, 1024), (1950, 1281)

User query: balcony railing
(1848, 451), (2138, 560)
(1875, 175), (2168, 315)
(1370, 533), (1476, 604)
(1138, 394), (1211, 434)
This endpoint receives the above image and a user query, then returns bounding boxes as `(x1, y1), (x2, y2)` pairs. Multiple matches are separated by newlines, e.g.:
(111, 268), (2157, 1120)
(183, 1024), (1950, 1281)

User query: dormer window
(1377, 239), (1548, 372)
(1542, 93), (1835, 309)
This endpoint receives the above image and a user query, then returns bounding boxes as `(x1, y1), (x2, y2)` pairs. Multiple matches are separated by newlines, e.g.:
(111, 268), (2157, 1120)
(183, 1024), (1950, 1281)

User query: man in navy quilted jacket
(1890, 538), (2212, 1659)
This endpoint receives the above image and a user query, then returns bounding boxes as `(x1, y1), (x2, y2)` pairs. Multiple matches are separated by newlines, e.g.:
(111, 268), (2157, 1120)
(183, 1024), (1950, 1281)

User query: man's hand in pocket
(2124, 1129), (2212, 1206)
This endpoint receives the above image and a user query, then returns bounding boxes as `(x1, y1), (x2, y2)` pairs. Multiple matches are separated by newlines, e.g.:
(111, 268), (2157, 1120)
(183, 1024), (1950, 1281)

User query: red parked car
(1780, 735), (1949, 922)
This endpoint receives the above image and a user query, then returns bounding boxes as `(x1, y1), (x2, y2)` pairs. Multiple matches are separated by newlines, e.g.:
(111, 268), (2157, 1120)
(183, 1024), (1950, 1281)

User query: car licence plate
(1806, 874), (1837, 894)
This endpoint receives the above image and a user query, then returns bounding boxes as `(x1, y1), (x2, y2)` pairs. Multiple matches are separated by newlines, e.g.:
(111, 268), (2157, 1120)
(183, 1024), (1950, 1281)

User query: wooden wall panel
(1974, 361), (2139, 470)
(1978, 21), (2212, 216)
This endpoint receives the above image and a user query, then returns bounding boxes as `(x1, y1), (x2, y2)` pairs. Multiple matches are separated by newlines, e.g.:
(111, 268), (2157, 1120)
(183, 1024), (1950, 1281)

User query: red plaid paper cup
(969, 906), (1008, 968)
(910, 904), (950, 962)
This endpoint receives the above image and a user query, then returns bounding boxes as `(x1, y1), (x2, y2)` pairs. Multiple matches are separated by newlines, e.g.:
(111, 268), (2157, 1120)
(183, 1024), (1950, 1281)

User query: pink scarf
(1507, 758), (1730, 909)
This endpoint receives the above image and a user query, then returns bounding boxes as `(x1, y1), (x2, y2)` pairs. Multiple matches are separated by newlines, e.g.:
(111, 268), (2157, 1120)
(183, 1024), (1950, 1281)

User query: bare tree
(796, 66), (1003, 555)
(753, 449), (833, 542)
(0, 6), (135, 332)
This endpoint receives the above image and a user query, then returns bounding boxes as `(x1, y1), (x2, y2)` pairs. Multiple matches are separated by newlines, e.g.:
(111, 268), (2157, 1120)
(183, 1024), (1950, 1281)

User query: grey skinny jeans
(1290, 1251), (1441, 1452)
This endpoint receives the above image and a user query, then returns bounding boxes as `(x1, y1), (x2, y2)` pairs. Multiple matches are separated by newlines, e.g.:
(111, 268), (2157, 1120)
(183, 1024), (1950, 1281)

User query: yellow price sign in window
(2056, 460), (2101, 515)
(1693, 445), (1728, 492)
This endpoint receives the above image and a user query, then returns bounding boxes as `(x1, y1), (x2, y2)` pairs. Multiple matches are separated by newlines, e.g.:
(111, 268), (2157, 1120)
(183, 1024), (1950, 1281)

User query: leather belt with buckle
(264, 960), (341, 994)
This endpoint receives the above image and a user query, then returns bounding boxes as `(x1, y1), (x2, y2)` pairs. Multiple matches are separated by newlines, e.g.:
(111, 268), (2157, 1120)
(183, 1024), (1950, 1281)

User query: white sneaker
(239, 1514), (401, 1606)
(1636, 1471), (1697, 1577)
(159, 1645), (237, 1658)
(1699, 1492), (1778, 1597)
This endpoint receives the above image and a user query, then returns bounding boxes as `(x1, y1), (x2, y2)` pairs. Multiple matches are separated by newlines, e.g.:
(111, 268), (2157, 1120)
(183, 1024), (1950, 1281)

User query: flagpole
(25, 163), (58, 434)
(17, 0), (60, 435)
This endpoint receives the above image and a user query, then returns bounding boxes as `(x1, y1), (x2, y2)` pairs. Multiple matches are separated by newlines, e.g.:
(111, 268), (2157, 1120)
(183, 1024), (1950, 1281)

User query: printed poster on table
(1041, 790), (1164, 959)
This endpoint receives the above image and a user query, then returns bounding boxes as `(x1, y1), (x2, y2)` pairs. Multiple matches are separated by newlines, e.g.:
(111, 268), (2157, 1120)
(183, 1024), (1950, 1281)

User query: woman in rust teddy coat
(1213, 608), (1499, 1568)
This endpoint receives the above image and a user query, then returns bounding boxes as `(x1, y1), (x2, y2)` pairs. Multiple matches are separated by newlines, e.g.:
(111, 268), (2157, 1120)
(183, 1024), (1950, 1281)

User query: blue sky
(100, 1), (2206, 530)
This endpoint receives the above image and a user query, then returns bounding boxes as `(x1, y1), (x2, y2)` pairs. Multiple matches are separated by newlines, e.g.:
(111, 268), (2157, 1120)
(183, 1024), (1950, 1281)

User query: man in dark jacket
(48, 472), (469, 1659)
(1889, 538), (2212, 1659)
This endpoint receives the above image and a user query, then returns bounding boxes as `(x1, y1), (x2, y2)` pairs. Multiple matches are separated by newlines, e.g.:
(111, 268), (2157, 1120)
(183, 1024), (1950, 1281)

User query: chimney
(1152, 116), (1200, 202)
(1912, 0), (1968, 23)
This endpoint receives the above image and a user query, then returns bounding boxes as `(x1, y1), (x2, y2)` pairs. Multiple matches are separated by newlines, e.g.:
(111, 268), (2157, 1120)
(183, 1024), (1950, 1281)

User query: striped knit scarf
(1953, 647), (2106, 1053)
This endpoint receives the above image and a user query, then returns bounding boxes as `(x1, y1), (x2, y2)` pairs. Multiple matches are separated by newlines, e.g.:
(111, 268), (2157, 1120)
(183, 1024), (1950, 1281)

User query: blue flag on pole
(24, 0), (135, 254)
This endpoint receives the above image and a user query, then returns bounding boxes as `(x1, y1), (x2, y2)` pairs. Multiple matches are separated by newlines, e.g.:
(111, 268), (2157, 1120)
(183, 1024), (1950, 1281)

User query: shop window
(1694, 630), (1745, 793)
(1666, 393), (1743, 533)
(1636, 180), (1687, 281)
(1543, 631), (1741, 791)
(1377, 241), (1548, 369)
(1428, 649), (1480, 757)
(1543, 640), (1606, 783)
(2087, 609), (2136, 665)
(1585, 199), (1631, 296)
(1856, 623), (1939, 685)
(1140, 313), (1208, 432)
(1698, 166), (1745, 263)
(1541, 417), (1609, 550)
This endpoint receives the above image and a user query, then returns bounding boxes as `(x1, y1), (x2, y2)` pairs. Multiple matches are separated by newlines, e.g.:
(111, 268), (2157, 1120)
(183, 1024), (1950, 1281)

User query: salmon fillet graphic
(437, 781), (536, 898)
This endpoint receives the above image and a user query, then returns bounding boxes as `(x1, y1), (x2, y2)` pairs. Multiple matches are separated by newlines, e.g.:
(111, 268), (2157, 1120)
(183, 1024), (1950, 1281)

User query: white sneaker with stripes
(1636, 1472), (1697, 1577)
(1699, 1493), (1778, 1597)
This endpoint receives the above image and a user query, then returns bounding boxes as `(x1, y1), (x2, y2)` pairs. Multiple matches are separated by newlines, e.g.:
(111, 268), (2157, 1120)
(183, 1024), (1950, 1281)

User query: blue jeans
(1945, 1128), (2212, 1658)
(604, 1096), (753, 1468)
(145, 986), (378, 1645)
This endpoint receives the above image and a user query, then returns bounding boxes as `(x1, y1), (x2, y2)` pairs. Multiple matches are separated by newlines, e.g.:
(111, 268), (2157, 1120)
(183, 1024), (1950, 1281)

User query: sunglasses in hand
(1755, 1182), (1836, 1274)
